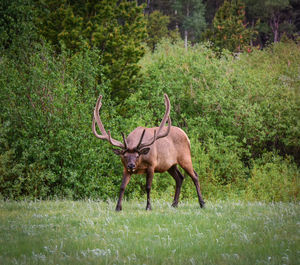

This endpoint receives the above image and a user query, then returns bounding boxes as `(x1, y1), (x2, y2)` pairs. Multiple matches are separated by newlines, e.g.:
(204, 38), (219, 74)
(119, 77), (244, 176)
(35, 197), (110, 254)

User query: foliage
(0, 43), (122, 200)
(172, 0), (207, 44)
(205, 0), (258, 53)
(35, 0), (147, 100)
(0, 0), (38, 59)
(243, 0), (295, 43)
(135, 39), (300, 201)
(0, 26), (299, 201)
(246, 152), (299, 202)
(0, 200), (299, 264)
(141, 0), (299, 47)
(145, 10), (171, 51)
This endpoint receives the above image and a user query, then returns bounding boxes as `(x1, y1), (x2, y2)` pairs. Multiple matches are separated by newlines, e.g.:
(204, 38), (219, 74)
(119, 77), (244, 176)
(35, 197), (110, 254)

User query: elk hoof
(146, 205), (152, 211)
(171, 202), (178, 208)
(115, 205), (122, 211)
(200, 201), (206, 208)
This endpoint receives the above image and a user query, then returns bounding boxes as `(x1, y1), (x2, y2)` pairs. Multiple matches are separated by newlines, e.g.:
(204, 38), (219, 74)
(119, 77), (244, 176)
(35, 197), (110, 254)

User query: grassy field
(0, 199), (299, 265)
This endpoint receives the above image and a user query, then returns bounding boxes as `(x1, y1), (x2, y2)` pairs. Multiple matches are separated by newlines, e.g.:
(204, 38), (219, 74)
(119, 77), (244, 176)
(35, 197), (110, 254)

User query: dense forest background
(0, 0), (299, 202)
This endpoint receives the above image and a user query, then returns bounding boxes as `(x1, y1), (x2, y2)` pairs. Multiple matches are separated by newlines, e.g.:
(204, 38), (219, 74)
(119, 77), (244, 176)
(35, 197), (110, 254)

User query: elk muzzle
(127, 163), (136, 172)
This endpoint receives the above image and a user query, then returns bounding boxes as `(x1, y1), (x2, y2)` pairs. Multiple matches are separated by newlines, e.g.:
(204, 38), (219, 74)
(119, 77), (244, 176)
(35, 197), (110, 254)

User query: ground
(0, 199), (299, 264)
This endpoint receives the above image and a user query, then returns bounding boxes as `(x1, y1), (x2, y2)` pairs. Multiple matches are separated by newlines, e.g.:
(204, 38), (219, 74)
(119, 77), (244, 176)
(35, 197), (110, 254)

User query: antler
(137, 94), (171, 150)
(155, 93), (172, 140)
(92, 95), (125, 149)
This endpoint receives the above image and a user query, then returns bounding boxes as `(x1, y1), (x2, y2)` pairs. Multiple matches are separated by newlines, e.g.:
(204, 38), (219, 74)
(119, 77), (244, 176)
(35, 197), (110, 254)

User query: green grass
(0, 200), (299, 264)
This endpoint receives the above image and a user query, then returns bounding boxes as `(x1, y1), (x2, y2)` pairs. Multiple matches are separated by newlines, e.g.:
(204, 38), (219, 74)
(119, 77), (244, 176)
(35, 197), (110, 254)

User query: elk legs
(145, 168), (154, 210)
(116, 170), (131, 211)
(168, 165), (184, 207)
(181, 166), (205, 208)
(190, 170), (205, 208)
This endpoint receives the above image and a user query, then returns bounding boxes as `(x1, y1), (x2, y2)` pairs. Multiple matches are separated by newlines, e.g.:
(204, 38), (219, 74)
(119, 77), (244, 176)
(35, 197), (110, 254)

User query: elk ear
(112, 149), (124, 156)
(139, 148), (150, 155)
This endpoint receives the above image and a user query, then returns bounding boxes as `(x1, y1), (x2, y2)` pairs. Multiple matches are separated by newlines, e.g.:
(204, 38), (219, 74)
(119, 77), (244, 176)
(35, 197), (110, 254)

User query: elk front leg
(116, 170), (131, 211)
(145, 168), (154, 210)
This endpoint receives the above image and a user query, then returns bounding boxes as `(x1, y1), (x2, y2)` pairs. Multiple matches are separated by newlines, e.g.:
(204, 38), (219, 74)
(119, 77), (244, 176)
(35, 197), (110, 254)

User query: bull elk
(92, 94), (205, 211)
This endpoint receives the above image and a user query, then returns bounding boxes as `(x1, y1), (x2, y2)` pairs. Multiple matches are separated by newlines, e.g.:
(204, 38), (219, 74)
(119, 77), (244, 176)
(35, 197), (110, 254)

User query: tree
(205, 0), (257, 53)
(243, 0), (295, 44)
(146, 10), (170, 51)
(203, 0), (225, 24)
(172, 0), (207, 49)
(267, 0), (293, 42)
(0, 0), (38, 58)
(36, 0), (147, 100)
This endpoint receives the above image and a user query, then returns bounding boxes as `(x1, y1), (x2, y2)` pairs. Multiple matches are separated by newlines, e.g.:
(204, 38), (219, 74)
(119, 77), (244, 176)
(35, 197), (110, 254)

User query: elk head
(92, 94), (171, 173)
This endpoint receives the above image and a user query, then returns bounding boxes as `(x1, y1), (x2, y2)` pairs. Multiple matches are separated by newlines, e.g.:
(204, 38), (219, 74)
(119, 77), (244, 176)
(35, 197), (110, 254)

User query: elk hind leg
(180, 162), (205, 208)
(168, 165), (184, 207)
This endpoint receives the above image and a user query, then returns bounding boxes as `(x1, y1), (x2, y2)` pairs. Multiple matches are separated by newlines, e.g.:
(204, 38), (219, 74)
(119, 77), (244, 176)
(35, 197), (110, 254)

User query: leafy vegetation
(0, 0), (299, 202)
(145, 10), (171, 51)
(205, 0), (258, 53)
(0, 44), (114, 199)
(143, 0), (300, 47)
(0, 200), (299, 264)
(1, 2), (299, 265)
(1, 39), (299, 202)
(36, 0), (147, 100)
(244, 0), (297, 43)
(135, 40), (300, 201)
(172, 0), (207, 46)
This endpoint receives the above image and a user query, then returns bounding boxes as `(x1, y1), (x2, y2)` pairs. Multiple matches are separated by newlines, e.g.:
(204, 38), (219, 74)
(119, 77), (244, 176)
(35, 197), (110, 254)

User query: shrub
(246, 152), (299, 202)
(1, 38), (299, 202)
(0, 42), (122, 199)
(127, 39), (300, 200)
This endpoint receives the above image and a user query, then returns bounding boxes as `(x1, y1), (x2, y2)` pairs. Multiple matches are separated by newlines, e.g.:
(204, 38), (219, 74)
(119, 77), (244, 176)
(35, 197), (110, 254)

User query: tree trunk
(270, 13), (280, 42)
(185, 4), (190, 51)
(175, 9), (179, 30)
(184, 30), (188, 50)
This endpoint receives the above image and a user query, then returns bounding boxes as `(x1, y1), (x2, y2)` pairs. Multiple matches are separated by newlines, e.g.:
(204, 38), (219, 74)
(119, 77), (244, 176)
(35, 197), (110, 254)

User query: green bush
(0, 42), (122, 200)
(0, 37), (299, 202)
(246, 152), (299, 202)
(124, 39), (300, 201)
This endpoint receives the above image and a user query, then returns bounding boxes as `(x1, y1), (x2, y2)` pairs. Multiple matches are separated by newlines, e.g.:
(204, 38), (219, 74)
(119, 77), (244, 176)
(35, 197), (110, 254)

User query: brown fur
(124, 126), (190, 173)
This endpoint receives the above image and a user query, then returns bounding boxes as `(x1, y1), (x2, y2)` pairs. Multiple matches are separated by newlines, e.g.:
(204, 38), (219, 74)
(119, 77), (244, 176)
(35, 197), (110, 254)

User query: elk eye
(139, 148), (150, 155)
(112, 149), (124, 156)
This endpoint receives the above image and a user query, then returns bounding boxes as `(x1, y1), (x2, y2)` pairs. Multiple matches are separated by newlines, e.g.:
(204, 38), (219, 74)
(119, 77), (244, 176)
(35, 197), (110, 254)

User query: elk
(92, 94), (205, 211)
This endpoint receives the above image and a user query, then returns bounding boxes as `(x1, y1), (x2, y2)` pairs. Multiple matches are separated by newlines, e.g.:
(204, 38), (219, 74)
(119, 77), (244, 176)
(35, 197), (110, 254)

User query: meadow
(1, 3), (299, 264)
(0, 199), (299, 264)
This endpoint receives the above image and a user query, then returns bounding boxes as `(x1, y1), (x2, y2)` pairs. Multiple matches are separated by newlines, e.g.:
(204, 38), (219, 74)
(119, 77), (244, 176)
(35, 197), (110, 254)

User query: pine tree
(36, 0), (147, 100)
(206, 0), (257, 53)
(146, 10), (170, 51)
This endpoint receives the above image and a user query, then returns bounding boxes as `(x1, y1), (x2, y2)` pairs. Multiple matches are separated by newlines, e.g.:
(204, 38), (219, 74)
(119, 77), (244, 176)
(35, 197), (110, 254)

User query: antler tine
(136, 94), (171, 150)
(121, 132), (128, 149)
(107, 131), (125, 148)
(138, 130), (157, 150)
(156, 116), (171, 140)
(92, 95), (125, 149)
(136, 129), (146, 150)
(93, 95), (107, 137)
(156, 94), (171, 139)
(139, 117), (171, 149)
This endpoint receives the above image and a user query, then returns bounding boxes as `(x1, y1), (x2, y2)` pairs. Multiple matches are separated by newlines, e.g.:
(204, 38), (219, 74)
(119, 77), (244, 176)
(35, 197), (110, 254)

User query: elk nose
(127, 163), (135, 170)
